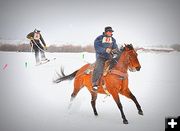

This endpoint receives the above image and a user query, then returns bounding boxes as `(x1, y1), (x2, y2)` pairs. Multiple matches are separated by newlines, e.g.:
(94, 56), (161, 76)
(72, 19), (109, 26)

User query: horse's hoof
(123, 120), (128, 124)
(94, 112), (98, 116)
(138, 110), (144, 115)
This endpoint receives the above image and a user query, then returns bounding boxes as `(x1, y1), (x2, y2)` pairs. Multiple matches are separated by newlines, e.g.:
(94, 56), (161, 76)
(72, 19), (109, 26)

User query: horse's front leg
(129, 92), (143, 115)
(122, 89), (143, 115)
(112, 92), (128, 124)
(91, 92), (98, 116)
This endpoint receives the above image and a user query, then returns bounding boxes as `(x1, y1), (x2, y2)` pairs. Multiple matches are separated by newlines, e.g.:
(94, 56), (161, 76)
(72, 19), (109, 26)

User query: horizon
(0, 39), (179, 49)
(0, 0), (180, 46)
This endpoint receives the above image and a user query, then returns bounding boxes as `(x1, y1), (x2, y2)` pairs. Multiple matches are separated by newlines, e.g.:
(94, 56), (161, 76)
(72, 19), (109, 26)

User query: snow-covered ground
(0, 51), (180, 131)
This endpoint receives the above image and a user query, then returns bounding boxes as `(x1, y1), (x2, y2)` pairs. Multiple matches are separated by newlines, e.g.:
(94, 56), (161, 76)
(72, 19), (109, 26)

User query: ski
(35, 58), (56, 66)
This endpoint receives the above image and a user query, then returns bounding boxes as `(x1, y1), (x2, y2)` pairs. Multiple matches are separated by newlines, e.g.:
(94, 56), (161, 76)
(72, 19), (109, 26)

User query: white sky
(0, 0), (180, 46)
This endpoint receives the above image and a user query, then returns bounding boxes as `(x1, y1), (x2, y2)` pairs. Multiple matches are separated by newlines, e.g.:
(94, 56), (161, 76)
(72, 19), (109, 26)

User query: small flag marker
(3, 64), (8, 70)
(25, 62), (28, 68)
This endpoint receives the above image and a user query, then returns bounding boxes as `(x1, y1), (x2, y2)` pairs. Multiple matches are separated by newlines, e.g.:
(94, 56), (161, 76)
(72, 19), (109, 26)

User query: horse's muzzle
(136, 67), (141, 71)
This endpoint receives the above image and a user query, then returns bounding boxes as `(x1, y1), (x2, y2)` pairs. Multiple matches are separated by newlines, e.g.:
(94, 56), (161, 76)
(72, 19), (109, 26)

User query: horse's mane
(125, 44), (134, 50)
(109, 44), (134, 69)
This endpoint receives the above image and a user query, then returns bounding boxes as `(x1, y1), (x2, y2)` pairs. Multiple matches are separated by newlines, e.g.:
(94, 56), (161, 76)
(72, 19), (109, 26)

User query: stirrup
(92, 86), (98, 93)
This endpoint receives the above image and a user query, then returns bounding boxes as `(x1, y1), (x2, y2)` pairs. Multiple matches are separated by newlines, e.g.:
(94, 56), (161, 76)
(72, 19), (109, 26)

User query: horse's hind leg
(68, 78), (83, 109)
(112, 92), (128, 124)
(123, 90), (143, 115)
(91, 92), (98, 116)
(71, 77), (84, 100)
(70, 88), (81, 102)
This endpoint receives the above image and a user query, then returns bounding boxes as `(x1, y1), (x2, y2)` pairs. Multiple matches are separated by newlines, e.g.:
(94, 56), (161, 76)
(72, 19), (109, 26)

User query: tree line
(0, 43), (95, 52)
(0, 43), (179, 52)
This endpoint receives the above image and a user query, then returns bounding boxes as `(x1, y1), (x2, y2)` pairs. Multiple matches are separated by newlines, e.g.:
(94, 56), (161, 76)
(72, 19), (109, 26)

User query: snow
(0, 51), (180, 131)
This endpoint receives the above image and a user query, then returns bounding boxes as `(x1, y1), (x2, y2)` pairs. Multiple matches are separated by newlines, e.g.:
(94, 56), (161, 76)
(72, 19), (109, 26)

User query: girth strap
(110, 70), (128, 79)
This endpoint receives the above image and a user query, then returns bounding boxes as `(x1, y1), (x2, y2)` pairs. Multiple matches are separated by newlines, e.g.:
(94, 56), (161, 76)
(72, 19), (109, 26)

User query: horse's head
(114, 44), (141, 72)
(123, 44), (141, 72)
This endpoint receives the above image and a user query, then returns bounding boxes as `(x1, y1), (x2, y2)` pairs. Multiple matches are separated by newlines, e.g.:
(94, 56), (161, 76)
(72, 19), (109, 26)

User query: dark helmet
(105, 26), (114, 32)
(34, 29), (40, 33)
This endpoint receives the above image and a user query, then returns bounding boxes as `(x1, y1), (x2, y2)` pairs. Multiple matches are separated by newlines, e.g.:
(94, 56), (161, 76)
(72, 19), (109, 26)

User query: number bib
(102, 37), (112, 44)
(34, 33), (40, 40)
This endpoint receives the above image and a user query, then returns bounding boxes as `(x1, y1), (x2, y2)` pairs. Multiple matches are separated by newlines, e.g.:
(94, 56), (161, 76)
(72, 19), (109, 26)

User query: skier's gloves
(44, 45), (47, 50)
(106, 48), (112, 54)
(30, 37), (34, 40)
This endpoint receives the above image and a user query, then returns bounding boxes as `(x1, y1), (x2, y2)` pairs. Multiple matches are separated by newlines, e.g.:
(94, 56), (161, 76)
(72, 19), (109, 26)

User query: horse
(54, 44), (143, 124)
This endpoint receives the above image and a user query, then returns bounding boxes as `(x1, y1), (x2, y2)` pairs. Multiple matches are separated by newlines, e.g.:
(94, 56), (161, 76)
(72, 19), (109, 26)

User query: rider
(92, 26), (119, 92)
(27, 29), (48, 64)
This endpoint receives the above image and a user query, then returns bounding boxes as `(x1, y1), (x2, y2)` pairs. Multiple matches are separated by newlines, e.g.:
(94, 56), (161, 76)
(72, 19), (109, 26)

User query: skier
(27, 29), (48, 65)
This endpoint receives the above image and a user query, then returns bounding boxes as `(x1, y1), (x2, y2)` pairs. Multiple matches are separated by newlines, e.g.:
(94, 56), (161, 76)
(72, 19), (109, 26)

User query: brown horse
(54, 44), (143, 124)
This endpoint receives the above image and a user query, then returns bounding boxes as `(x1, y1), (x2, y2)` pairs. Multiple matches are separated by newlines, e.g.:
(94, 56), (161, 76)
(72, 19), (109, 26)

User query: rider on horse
(92, 26), (119, 93)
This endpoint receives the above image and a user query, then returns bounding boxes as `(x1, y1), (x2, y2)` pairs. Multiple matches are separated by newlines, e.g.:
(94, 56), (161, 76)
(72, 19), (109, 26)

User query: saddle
(103, 60), (111, 76)
(84, 60), (111, 76)
(84, 60), (128, 79)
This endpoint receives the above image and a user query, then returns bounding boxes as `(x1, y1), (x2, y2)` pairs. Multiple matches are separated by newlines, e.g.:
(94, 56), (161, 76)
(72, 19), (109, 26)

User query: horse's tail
(53, 67), (79, 83)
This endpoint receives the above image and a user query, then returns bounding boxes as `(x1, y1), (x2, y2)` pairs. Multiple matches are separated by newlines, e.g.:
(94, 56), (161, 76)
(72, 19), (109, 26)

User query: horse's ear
(130, 43), (134, 50)
(124, 44), (129, 51)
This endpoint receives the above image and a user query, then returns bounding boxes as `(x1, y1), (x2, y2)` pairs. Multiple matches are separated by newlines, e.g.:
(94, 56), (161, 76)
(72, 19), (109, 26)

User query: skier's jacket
(94, 33), (118, 60)
(26, 32), (46, 47)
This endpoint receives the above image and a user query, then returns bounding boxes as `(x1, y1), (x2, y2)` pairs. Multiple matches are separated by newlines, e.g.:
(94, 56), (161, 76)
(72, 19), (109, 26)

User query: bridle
(125, 49), (139, 72)
(115, 47), (139, 72)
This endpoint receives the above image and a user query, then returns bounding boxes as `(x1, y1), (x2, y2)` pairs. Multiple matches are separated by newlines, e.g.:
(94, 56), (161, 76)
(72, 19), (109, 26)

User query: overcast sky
(0, 0), (180, 46)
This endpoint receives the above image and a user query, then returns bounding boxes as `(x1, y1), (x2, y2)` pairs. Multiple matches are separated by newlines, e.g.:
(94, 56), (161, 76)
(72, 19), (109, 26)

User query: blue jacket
(94, 34), (118, 60)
